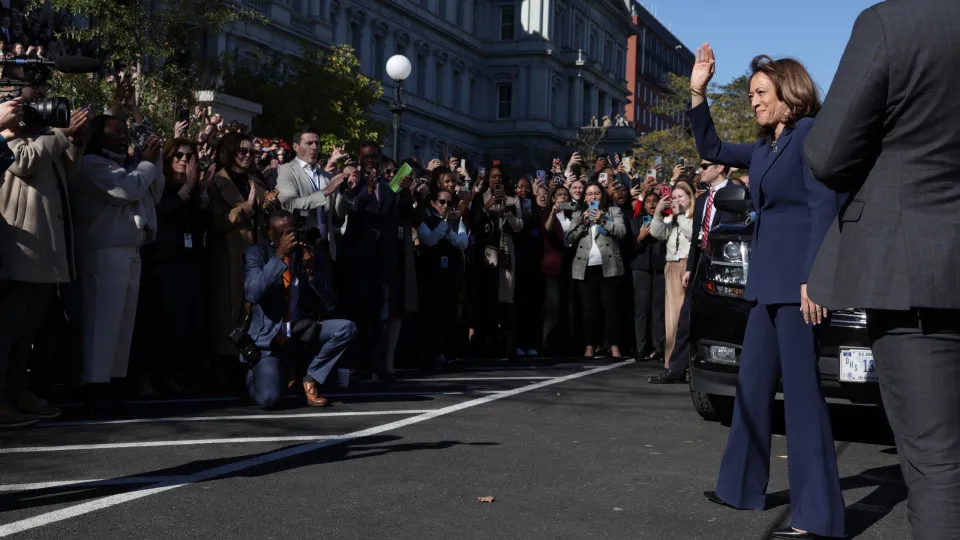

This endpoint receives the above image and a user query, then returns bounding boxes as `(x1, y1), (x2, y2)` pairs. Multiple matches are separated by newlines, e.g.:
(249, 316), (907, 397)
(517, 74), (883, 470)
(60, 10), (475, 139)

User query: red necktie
(701, 189), (715, 250)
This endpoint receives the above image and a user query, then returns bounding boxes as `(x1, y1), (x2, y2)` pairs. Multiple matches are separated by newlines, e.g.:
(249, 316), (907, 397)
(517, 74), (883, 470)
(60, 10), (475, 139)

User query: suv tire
(690, 389), (734, 425)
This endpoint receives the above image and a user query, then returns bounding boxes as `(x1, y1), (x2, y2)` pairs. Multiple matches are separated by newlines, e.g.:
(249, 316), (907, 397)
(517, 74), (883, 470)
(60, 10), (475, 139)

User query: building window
(500, 5), (515, 40)
(497, 83), (513, 119)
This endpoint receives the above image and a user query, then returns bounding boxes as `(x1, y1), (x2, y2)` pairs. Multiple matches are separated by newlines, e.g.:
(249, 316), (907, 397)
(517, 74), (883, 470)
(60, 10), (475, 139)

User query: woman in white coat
(71, 115), (164, 412)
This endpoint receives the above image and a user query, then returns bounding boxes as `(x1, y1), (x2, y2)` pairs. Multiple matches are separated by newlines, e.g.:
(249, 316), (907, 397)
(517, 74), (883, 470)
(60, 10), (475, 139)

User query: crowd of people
(0, 58), (753, 425)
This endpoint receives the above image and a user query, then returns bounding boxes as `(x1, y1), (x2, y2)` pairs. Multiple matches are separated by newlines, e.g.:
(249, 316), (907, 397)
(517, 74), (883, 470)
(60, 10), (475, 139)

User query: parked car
(687, 186), (882, 423)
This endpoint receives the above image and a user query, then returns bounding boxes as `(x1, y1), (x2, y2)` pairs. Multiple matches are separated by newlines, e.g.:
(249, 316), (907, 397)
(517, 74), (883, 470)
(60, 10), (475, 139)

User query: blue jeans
(246, 319), (357, 409)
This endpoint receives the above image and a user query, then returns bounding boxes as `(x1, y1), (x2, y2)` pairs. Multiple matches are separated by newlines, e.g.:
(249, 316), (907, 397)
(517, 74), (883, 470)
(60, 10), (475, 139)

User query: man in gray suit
(805, 2), (960, 538)
(276, 130), (345, 297)
(276, 130), (346, 245)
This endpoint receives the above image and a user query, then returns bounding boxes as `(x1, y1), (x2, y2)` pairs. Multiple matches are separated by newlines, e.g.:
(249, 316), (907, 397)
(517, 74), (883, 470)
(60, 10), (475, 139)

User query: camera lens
(23, 97), (72, 128)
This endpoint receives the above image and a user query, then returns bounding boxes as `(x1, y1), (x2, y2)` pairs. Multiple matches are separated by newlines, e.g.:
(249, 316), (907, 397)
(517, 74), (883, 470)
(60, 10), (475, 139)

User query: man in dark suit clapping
(806, 1), (960, 538)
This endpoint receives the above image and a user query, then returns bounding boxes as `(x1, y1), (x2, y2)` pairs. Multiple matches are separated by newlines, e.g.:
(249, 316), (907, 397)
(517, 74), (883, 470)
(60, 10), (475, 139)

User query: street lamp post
(385, 55), (412, 162)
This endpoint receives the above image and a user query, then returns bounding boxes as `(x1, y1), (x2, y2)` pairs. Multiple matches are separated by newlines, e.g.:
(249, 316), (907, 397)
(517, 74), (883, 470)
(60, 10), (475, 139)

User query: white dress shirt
(588, 224), (603, 266)
(295, 157), (329, 238)
(698, 178), (729, 239)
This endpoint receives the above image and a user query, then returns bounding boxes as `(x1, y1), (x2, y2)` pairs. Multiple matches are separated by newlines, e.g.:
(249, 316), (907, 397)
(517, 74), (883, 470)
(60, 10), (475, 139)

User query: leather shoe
(648, 370), (685, 384)
(302, 381), (330, 407)
(770, 527), (825, 539)
(703, 490), (739, 510)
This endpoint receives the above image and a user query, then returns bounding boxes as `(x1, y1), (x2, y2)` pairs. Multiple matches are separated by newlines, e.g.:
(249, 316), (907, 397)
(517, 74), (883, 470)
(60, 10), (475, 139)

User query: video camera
(0, 56), (102, 128)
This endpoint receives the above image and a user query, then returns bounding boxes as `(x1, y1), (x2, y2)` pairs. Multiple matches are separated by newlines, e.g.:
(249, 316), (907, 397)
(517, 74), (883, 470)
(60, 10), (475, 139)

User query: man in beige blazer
(275, 129), (346, 307)
(0, 96), (89, 427)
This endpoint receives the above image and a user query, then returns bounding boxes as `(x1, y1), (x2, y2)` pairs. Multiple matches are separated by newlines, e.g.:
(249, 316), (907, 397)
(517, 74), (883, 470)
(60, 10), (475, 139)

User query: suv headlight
(703, 240), (749, 298)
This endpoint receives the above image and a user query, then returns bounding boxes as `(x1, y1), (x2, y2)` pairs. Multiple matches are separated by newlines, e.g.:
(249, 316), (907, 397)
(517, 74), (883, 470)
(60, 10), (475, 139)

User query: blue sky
(638, 0), (880, 93)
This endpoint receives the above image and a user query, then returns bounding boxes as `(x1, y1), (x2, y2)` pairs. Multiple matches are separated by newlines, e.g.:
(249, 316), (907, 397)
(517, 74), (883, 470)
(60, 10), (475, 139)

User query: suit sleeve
(277, 165), (327, 211)
(801, 125), (841, 283)
(686, 198), (704, 275)
(687, 101), (754, 169)
(6, 130), (72, 178)
(804, 7), (888, 193)
(76, 156), (161, 205)
(243, 245), (288, 304)
(565, 211), (590, 244)
(607, 207), (626, 239)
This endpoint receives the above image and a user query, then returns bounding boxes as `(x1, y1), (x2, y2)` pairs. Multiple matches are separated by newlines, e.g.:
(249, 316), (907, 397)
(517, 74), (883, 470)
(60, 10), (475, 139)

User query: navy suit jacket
(338, 177), (398, 278)
(243, 242), (335, 349)
(688, 102), (845, 305)
(686, 186), (741, 277)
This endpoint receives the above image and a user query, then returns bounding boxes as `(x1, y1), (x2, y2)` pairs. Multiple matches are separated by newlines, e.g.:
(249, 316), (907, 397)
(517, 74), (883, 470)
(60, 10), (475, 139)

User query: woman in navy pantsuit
(688, 44), (847, 539)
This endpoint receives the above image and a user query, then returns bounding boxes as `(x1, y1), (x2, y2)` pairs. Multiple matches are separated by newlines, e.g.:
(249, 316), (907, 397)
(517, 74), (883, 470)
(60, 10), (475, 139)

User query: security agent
(242, 210), (357, 408)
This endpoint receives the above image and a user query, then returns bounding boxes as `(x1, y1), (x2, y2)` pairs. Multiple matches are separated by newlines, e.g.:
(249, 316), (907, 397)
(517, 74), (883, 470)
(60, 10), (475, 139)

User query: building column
(572, 77), (584, 127)
(463, 0), (474, 33)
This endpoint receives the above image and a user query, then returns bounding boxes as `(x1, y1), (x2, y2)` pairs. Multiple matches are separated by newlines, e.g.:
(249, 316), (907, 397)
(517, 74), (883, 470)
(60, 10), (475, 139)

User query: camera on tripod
(0, 56), (101, 129)
(292, 210), (321, 245)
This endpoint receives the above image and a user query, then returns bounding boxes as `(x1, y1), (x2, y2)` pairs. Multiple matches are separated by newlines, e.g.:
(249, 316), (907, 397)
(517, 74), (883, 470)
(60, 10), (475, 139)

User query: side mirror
(713, 183), (752, 214)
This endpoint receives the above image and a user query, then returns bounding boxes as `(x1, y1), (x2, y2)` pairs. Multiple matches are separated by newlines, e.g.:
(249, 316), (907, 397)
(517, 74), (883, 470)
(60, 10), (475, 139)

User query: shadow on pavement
(0, 435), (498, 514)
(761, 464), (906, 538)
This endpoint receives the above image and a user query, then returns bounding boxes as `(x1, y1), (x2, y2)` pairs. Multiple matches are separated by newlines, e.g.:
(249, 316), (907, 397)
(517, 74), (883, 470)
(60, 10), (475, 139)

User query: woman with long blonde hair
(650, 182), (694, 368)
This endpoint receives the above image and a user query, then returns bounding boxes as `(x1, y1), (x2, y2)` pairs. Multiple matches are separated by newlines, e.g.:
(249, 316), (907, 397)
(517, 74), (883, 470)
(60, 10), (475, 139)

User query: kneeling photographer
(240, 210), (357, 409)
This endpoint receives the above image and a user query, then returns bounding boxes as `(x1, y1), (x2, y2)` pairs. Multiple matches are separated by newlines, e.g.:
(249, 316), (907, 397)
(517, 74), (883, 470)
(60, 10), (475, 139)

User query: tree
(564, 126), (608, 170)
(708, 75), (756, 144)
(36, 0), (257, 136)
(220, 44), (385, 153)
(634, 72), (757, 172)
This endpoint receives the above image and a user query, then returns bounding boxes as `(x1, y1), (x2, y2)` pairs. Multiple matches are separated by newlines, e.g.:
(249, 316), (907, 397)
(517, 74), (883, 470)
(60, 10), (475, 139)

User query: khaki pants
(79, 247), (142, 384)
(664, 259), (687, 367)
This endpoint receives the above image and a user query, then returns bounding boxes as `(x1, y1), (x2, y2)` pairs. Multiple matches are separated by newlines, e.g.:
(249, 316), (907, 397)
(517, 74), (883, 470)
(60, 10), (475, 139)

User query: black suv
(687, 186), (882, 424)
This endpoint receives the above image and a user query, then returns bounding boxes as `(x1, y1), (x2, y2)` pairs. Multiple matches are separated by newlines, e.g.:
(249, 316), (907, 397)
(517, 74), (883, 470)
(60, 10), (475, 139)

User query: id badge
(397, 226), (405, 240)
(183, 233), (193, 248)
(440, 256), (449, 269)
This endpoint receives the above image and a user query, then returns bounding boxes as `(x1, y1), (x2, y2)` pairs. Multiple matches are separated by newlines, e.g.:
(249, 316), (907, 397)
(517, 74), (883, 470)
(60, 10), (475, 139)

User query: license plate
(839, 347), (877, 383)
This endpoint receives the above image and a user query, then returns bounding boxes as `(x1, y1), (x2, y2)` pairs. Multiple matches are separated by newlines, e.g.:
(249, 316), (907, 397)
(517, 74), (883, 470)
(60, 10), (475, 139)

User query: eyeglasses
(383, 169), (397, 177)
(437, 199), (454, 206)
(173, 151), (194, 160)
(700, 163), (712, 170)
(236, 148), (253, 157)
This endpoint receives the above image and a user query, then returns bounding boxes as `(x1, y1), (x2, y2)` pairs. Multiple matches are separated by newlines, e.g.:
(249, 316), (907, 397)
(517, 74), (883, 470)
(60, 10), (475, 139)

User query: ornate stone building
(211, 0), (636, 170)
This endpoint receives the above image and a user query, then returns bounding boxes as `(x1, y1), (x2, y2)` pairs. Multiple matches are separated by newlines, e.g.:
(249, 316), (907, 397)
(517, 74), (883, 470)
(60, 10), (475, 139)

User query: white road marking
(0, 436), (340, 454)
(323, 390), (501, 397)
(0, 360), (632, 537)
(57, 390), (502, 408)
(391, 377), (554, 382)
(0, 478), (190, 493)
(42, 410), (436, 428)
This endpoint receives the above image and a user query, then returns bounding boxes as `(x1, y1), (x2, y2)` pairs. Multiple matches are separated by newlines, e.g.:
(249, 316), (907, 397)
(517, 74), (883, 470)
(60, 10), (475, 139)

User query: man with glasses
(336, 141), (399, 380)
(649, 160), (734, 383)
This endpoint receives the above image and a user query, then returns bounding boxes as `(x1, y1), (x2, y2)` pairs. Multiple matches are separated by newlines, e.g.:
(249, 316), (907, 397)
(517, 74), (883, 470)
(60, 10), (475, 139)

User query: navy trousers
(715, 303), (846, 538)
(246, 319), (357, 409)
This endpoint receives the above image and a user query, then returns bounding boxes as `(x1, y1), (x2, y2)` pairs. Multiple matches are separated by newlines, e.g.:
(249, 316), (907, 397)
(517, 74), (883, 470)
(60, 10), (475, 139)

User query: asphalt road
(0, 358), (908, 539)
